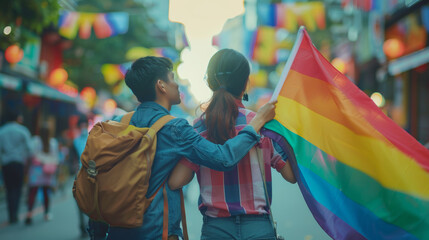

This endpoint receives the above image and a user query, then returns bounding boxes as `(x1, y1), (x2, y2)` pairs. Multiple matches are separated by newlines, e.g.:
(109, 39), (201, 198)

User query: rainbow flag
(263, 27), (429, 239)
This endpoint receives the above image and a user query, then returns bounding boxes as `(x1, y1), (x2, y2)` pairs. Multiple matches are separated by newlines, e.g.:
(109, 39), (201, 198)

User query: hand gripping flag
(262, 27), (429, 240)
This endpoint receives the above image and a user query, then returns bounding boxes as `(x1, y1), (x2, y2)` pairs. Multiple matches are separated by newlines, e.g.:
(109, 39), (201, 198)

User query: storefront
(382, 1), (429, 144)
(0, 31), (78, 137)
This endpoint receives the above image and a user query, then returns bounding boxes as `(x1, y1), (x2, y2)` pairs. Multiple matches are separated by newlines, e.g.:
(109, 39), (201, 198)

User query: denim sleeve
(171, 119), (260, 171)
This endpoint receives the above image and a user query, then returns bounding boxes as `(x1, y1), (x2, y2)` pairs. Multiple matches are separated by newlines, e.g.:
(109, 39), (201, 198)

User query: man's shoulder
(131, 110), (189, 129)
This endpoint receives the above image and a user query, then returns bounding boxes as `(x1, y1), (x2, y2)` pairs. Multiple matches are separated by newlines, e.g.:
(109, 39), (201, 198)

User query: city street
(0, 180), (85, 240)
(0, 173), (330, 240)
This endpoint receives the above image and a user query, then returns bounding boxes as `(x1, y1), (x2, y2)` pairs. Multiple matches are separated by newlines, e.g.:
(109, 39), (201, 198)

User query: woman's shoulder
(237, 107), (256, 125)
(192, 114), (207, 132)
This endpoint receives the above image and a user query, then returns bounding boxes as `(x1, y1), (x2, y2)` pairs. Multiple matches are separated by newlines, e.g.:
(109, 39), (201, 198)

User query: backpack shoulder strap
(150, 115), (175, 134)
(120, 111), (135, 125)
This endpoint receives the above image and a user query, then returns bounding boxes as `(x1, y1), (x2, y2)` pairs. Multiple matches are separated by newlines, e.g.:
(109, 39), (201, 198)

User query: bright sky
(169, 0), (245, 103)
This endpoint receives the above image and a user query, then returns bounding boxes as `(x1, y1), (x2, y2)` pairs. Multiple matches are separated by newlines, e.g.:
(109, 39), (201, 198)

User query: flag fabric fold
(265, 27), (429, 240)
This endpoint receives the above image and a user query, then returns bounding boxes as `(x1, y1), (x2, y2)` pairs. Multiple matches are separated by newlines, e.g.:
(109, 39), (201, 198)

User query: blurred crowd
(0, 111), (88, 236)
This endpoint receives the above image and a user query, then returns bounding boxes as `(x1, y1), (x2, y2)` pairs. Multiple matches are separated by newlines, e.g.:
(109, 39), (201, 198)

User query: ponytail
(203, 49), (250, 144)
(205, 88), (238, 144)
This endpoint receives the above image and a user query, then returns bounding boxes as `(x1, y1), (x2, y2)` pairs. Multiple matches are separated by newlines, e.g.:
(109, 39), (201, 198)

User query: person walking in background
(0, 112), (33, 224)
(25, 124), (59, 225)
(168, 49), (296, 240)
(72, 115), (90, 238)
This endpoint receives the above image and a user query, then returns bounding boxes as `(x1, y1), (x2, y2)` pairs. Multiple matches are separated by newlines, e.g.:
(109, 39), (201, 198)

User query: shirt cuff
(239, 125), (261, 141)
(274, 160), (287, 172)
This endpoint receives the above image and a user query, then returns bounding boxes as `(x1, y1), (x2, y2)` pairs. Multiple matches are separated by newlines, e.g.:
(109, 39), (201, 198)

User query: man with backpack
(79, 56), (276, 240)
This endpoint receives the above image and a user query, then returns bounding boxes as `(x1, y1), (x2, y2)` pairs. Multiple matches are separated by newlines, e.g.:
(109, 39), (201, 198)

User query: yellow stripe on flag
(275, 95), (429, 199)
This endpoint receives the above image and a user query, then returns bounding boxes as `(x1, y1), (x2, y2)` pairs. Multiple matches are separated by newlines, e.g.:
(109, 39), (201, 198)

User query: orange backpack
(72, 112), (174, 228)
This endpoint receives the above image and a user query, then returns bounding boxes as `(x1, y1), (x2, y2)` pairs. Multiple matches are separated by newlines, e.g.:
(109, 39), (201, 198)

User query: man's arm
(172, 101), (276, 171)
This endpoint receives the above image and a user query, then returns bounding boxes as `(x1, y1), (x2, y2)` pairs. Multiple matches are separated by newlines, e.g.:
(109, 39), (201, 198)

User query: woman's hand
(249, 100), (277, 132)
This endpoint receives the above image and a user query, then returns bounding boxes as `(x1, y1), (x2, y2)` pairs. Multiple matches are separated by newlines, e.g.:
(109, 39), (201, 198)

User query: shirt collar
(234, 98), (245, 109)
(138, 101), (170, 114)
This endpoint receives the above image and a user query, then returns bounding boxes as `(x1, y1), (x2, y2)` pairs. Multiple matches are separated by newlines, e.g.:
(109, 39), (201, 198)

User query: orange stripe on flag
(279, 69), (391, 144)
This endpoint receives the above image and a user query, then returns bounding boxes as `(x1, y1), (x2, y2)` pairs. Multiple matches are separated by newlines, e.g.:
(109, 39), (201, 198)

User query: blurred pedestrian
(85, 56), (276, 240)
(168, 49), (295, 239)
(25, 124), (59, 224)
(72, 115), (90, 238)
(0, 112), (33, 224)
(56, 134), (70, 195)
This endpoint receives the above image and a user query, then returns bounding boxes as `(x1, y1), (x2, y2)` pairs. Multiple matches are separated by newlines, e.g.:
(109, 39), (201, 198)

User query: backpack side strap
(120, 111), (135, 125)
(150, 115), (175, 134)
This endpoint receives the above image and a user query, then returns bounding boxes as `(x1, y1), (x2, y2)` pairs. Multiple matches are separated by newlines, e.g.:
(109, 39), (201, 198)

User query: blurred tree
(0, 0), (60, 49)
(63, 0), (171, 93)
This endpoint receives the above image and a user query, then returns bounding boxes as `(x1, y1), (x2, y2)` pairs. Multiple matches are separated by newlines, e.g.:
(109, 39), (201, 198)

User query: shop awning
(0, 73), (77, 103)
(27, 81), (77, 103)
(0, 73), (23, 91)
(388, 47), (429, 75)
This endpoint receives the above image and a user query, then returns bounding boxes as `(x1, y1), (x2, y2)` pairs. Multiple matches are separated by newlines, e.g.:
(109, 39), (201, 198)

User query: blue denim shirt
(107, 102), (260, 240)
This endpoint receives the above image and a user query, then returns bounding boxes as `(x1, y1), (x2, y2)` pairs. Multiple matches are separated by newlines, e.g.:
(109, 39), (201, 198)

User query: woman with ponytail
(169, 49), (296, 239)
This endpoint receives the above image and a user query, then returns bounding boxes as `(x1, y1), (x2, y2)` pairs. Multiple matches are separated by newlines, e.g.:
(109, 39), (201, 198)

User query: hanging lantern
(5, 45), (24, 64)
(49, 68), (68, 87)
(80, 86), (97, 109)
(103, 98), (117, 115)
(331, 58), (347, 74)
(80, 86), (96, 101)
(383, 39), (405, 59)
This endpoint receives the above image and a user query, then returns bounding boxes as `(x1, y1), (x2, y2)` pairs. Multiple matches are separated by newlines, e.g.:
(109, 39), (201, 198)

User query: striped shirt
(180, 101), (286, 217)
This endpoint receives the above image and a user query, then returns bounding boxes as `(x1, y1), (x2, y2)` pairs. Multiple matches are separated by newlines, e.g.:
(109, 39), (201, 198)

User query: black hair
(204, 49), (250, 144)
(125, 56), (173, 102)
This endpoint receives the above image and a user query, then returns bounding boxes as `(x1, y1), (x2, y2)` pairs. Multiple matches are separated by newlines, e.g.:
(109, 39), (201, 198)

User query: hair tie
(215, 72), (232, 77)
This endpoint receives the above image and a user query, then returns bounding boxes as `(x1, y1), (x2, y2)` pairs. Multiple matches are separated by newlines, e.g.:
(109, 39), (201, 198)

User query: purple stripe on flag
(261, 128), (367, 240)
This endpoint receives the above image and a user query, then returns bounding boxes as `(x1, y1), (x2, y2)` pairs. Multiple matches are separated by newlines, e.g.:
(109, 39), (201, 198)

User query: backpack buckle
(87, 160), (98, 178)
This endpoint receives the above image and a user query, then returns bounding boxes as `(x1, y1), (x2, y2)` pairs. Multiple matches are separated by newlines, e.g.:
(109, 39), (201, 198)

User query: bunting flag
(263, 27), (429, 240)
(101, 64), (129, 85)
(257, 2), (326, 32)
(276, 2), (326, 32)
(58, 11), (129, 39)
(252, 26), (277, 65)
(341, 0), (374, 12)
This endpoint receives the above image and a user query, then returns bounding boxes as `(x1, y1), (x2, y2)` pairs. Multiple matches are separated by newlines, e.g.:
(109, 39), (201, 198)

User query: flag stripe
(261, 129), (367, 240)
(299, 163), (419, 240)
(264, 123), (429, 238)
(275, 95), (429, 199)
(280, 69), (390, 143)
(289, 34), (429, 171)
(263, 127), (422, 240)
(267, 27), (429, 240)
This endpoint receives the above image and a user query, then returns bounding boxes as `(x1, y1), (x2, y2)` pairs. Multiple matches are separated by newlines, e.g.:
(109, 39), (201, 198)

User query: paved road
(0, 173), (331, 240)
(0, 180), (86, 240)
